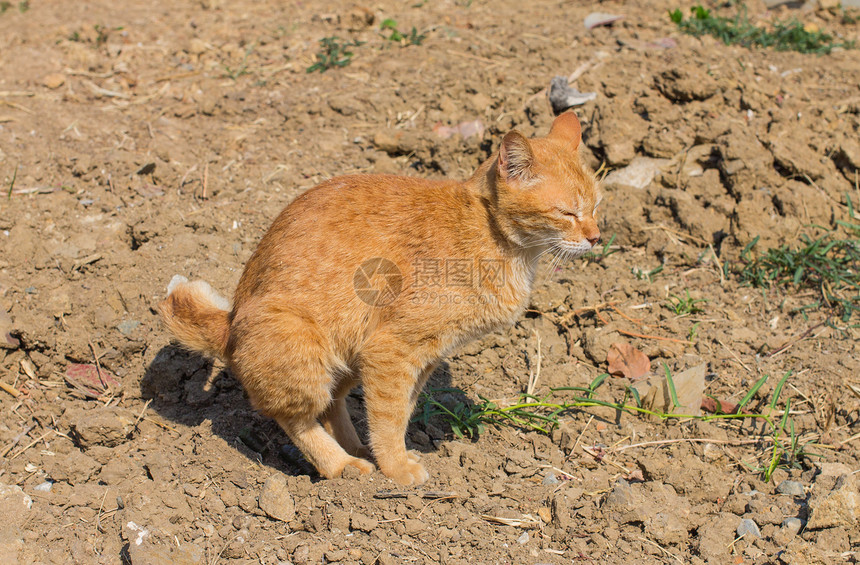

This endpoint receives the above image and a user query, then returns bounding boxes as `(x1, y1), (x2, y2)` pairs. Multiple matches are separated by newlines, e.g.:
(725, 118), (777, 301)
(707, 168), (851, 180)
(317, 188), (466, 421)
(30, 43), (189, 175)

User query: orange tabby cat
(159, 111), (601, 485)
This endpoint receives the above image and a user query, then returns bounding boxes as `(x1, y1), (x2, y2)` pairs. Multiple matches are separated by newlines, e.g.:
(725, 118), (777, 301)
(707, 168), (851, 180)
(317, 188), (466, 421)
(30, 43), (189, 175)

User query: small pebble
(542, 473), (559, 485)
(737, 518), (761, 538)
(33, 481), (53, 493)
(776, 480), (804, 497)
(42, 73), (66, 89)
(517, 531), (529, 544)
(782, 517), (802, 535)
(116, 320), (140, 336)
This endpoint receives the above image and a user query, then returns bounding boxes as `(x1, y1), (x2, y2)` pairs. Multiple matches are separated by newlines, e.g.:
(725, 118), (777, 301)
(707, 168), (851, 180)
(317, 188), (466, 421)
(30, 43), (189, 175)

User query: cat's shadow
(140, 345), (463, 480)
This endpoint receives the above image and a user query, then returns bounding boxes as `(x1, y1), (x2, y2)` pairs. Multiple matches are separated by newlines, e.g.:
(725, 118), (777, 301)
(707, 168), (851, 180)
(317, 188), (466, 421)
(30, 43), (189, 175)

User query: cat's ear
(498, 131), (535, 184)
(549, 111), (581, 150)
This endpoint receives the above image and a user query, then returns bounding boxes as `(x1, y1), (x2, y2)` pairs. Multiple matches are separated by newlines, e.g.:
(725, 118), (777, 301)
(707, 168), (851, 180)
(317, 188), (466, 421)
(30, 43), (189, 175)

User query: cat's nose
(587, 234), (600, 247)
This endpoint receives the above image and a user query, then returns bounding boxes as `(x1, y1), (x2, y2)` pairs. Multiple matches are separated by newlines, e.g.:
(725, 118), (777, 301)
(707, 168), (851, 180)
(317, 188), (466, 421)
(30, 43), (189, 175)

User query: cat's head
(491, 111), (602, 259)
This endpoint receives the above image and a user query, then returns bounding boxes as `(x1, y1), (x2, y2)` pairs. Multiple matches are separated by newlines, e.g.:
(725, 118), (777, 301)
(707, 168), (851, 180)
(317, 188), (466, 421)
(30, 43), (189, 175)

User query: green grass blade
(628, 386), (641, 408)
(778, 398), (791, 433)
(742, 235), (760, 260)
(663, 363), (681, 408)
(738, 374), (770, 410)
(6, 163), (16, 200)
(769, 370), (792, 411)
(588, 373), (608, 395)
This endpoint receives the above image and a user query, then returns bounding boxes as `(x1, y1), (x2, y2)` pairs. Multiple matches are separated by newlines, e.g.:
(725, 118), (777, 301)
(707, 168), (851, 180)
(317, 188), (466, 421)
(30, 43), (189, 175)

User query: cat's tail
(158, 275), (230, 360)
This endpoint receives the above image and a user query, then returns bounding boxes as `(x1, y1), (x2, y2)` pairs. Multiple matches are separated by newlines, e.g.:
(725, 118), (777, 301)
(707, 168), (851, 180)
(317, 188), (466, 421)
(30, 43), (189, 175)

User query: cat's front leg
(361, 340), (430, 485)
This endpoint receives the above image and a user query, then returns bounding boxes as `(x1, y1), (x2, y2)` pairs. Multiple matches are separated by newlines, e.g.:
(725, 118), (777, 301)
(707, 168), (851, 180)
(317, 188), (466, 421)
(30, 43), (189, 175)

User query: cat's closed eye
(556, 208), (581, 219)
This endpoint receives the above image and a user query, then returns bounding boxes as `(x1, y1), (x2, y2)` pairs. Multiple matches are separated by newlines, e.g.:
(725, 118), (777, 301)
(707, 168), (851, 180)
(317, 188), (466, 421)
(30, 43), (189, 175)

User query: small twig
(570, 415), (593, 458)
(766, 322), (825, 358)
(709, 244), (725, 285)
(615, 327), (693, 345)
(133, 399), (153, 430)
(202, 163), (209, 200)
(839, 431), (860, 447)
(581, 445), (630, 474)
(0, 381), (22, 398)
(0, 424), (36, 457)
(82, 79), (130, 99)
(560, 301), (619, 325)
(9, 430), (54, 460)
(614, 437), (766, 453)
(144, 417), (179, 433)
(610, 305), (645, 326)
(416, 495), (457, 519)
(718, 339), (751, 373)
(527, 330), (542, 396)
(88, 340), (107, 391)
(96, 489), (109, 533)
(179, 165), (198, 189)
(643, 224), (710, 247)
(638, 537), (683, 564)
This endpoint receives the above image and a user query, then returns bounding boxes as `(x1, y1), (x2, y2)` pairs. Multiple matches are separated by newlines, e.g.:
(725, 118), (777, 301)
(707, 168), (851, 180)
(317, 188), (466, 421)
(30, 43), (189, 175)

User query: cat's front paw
(383, 459), (429, 486)
(407, 450), (422, 463)
(343, 457), (375, 476)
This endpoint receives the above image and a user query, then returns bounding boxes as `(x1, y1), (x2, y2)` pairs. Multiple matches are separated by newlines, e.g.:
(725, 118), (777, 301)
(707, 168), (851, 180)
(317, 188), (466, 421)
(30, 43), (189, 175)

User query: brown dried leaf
(701, 397), (739, 414)
(607, 342), (650, 380)
(64, 363), (121, 399)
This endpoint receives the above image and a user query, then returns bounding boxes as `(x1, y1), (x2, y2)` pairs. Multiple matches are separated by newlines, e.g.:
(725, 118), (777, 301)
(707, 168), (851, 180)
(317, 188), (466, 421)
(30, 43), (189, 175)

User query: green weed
(417, 369), (818, 480)
(223, 43), (255, 80)
(307, 37), (363, 73)
(738, 231), (860, 323)
(584, 233), (618, 264)
(633, 264), (663, 283)
(669, 4), (854, 54)
(1, 1), (27, 13)
(687, 321), (701, 342)
(6, 163), (17, 200)
(666, 289), (708, 315)
(381, 18), (427, 45)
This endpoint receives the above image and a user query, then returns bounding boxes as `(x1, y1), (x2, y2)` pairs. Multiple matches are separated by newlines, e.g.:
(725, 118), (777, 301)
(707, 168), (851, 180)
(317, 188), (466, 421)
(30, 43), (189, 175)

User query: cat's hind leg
(229, 301), (374, 479)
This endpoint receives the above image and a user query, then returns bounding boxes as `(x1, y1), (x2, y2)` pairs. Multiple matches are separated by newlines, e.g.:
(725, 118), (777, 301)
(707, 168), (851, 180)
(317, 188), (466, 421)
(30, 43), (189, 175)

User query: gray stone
(542, 473), (559, 485)
(116, 320), (140, 336)
(548, 76), (596, 114)
(737, 518), (761, 538)
(781, 517), (803, 535)
(777, 480), (805, 497)
(603, 157), (672, 190)
(259, 474), (295, 522)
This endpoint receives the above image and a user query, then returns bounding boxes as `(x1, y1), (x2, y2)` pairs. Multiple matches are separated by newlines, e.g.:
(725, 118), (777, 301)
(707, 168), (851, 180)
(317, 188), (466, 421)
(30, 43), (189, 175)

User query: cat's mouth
(551, 239), (594, 259)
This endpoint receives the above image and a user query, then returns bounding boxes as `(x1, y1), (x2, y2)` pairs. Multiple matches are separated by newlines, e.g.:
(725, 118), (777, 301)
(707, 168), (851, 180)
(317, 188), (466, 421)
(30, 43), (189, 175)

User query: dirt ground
(1, 0), (859, 563)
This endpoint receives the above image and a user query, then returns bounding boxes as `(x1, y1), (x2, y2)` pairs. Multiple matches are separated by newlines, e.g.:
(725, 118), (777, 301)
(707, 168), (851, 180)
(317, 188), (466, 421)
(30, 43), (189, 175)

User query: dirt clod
(258, 473), (296, 522)
(68, 407), (136, 449)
